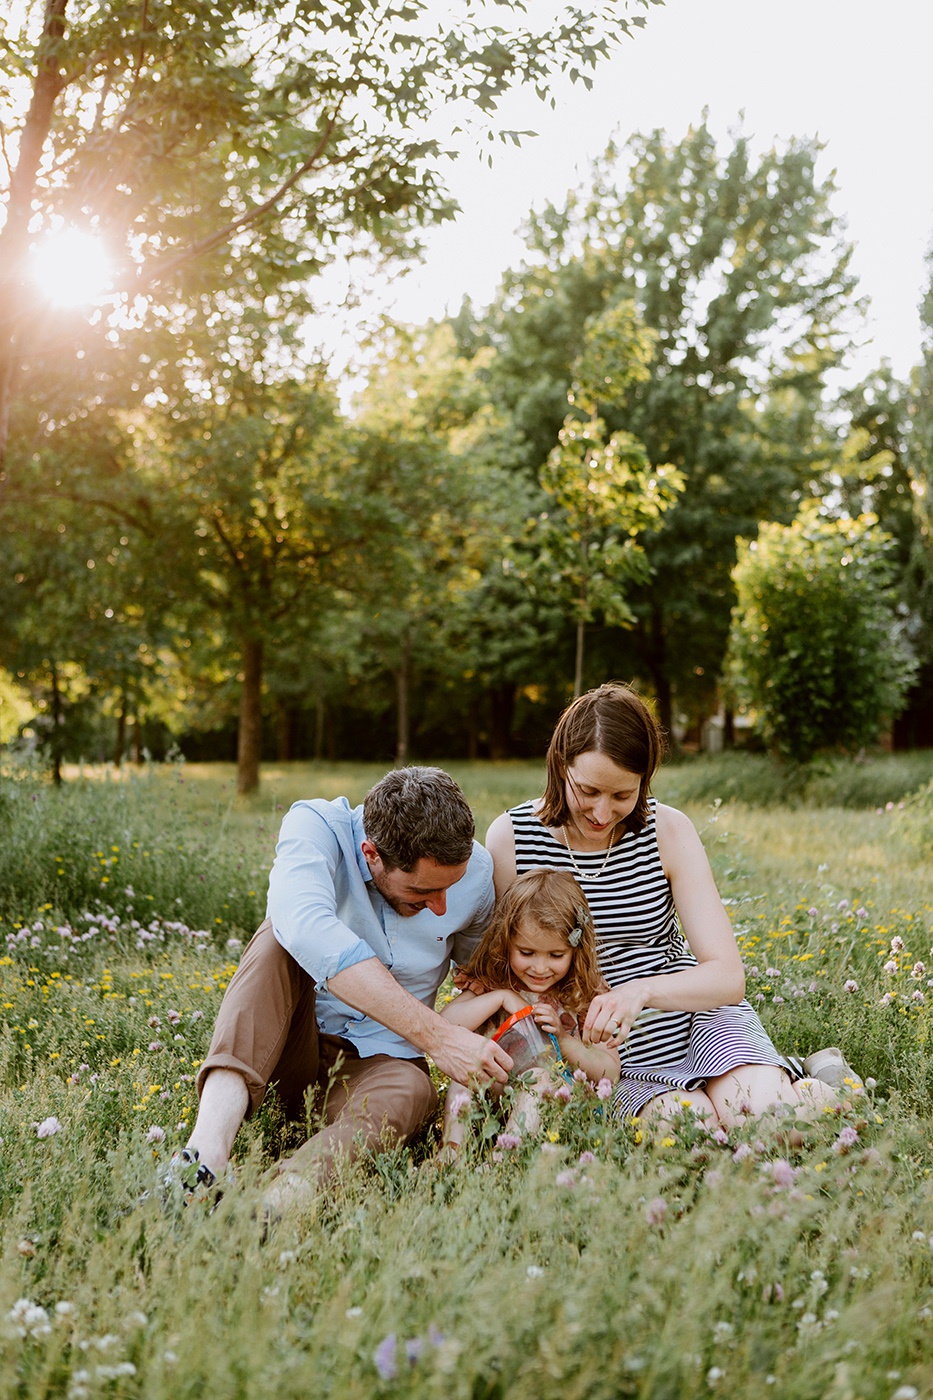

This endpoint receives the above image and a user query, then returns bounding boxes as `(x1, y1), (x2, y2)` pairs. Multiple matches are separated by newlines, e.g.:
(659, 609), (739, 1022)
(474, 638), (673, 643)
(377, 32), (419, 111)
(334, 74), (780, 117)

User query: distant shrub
(729, 509), (915, 766)
(656, 749), (933, 809)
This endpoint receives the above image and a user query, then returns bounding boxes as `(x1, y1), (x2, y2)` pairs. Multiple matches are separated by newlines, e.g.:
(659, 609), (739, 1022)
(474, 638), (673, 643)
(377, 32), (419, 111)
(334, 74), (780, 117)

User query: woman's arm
(583, 804), (745, 1046)
(484, 812), (518, 899)
(532, 1002), (620, 1083)
(439, 987), (528, 1031)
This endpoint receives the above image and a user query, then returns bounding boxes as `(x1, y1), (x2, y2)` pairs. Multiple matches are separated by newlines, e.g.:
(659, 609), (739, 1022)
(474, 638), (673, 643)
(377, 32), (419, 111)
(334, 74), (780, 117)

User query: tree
(135, 361), (359, 793)
(525, 299), (682, 695)
(728, 507), (915, 767)
(484, 119), (861, 731)
(0, 0), (660, 481)
(345, 322), (510, 763)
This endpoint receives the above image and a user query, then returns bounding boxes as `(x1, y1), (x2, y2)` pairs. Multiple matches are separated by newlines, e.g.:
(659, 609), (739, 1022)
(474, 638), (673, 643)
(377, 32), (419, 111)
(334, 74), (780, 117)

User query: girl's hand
(531, 1001), (561, 1037)
(583, 984), (649, 1048)
(452, 970), (485, 995)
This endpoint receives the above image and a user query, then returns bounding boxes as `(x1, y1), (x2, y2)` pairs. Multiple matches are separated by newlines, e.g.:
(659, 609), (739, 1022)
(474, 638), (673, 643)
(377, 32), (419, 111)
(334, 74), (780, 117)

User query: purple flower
(572, 1068), (588, 1083)
(913, 990), (926, 1004)
(374, 1334), (397, 1381)
(843, 980), (858, 994)
(495, 1132), (521, 1151)
(148, 1040), (163, 1052)
(883, 960), (898, 975)
(913, 963), (926, 980)
(577, 1151), (596, 1165)
(35, 1117), (62, 1139)
(146, 1125), (165, 1144)
(147, 1015), (161, 1030)
(713, 1127), (729, 1146)
(732, 1143), (754, 1163)
(596, 1078), (613, 1100)
(807, 907), (819, 918)
(771, 1158), (796, 1188)
(832, 1126), (859, 1155)
(551, 1084), (572, 1104)
(555, 1170), (578, 1188)
(644, 1196), (667, 1226)
(404, 1338), (424, 1365)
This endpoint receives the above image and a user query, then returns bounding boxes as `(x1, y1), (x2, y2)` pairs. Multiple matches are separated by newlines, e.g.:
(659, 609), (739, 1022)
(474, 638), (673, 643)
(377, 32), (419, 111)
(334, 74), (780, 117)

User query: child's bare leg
(441, 1082), (472, 1156)
(503, 1067), (550, 1139)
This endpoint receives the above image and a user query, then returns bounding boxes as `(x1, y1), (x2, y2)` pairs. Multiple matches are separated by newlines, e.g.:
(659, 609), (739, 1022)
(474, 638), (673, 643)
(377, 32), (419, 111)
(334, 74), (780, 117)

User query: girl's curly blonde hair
(462, 868), (606, 1023)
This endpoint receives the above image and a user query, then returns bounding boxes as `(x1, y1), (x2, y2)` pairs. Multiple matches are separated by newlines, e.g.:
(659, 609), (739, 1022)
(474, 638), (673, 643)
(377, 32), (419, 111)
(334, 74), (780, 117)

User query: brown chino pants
(196, 920), (438, 1181)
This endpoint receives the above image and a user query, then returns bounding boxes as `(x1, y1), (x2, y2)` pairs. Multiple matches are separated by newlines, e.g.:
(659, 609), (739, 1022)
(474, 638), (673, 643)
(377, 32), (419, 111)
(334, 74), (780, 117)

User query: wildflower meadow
(2, 755), (933, 1399)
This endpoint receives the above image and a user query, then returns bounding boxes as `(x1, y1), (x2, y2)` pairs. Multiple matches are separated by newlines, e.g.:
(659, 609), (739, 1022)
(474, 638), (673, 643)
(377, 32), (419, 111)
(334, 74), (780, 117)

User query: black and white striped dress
(508, 799), (797, 1118)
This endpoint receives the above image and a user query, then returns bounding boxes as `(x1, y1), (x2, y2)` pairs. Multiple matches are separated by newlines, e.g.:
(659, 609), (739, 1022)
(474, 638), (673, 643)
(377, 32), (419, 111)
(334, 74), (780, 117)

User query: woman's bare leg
(637, 1087), (717, 1137)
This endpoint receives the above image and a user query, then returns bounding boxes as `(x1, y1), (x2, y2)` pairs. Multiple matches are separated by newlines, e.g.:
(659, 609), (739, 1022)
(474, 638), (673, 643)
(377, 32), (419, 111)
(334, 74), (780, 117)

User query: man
(175, 766), (512, 1210)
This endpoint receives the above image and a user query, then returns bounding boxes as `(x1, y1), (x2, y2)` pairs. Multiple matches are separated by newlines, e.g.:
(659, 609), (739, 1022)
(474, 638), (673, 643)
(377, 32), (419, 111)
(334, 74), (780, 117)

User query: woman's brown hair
(538, 681), (664, 836)
(461, 869), (606, 1023)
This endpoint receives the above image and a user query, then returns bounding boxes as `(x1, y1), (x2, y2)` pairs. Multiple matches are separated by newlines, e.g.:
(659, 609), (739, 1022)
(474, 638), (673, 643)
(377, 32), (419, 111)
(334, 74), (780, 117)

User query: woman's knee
(706, 1064), (797, 1124)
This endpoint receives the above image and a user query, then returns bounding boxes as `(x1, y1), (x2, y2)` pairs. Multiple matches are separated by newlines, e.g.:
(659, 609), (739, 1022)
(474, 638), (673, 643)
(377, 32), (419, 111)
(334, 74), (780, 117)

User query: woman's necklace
(559, 825), (617, 881)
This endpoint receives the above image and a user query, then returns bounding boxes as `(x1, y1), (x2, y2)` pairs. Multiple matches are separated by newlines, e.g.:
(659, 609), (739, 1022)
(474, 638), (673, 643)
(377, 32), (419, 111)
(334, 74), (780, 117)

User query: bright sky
(366, 0), (933, 382)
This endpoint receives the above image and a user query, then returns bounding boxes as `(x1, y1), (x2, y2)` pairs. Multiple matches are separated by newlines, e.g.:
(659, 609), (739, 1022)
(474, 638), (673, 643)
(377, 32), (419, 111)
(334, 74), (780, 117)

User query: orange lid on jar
(492, 1005), (536, 1041)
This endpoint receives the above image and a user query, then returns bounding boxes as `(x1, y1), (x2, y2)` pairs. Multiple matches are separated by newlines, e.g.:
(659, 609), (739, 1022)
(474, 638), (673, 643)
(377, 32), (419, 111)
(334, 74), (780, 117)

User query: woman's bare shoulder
(653, 801), (696, 837)
(484, 810), (515, 850)
(654, 801), (703, 855)
(484, 810), (518, 896)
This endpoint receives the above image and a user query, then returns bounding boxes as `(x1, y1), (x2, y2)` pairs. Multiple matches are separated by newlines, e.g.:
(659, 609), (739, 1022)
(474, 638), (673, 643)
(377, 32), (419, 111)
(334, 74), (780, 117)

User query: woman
(485, 682), (839, 1128)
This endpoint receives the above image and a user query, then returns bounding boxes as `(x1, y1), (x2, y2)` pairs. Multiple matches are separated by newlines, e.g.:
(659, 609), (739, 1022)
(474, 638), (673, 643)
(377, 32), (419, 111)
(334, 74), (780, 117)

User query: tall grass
(3, 756), (933, 1397)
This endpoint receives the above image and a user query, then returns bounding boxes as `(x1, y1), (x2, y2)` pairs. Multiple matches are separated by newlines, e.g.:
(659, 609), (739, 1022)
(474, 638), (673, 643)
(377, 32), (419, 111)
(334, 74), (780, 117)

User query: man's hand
(427, 1021), (512, 1088)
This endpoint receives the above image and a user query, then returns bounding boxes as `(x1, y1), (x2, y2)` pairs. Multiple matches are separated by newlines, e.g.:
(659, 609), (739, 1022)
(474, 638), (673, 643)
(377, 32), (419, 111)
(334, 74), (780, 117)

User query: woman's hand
(583, 983), (649, 1048)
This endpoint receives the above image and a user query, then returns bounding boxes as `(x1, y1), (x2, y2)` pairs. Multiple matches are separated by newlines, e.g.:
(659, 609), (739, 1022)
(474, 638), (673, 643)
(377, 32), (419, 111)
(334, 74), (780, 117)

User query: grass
(3, 753), (933, 1397)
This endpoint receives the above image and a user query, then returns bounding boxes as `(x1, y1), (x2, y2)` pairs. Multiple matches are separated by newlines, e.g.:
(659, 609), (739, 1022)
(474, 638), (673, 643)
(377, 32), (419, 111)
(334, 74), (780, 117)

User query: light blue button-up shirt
(267, 797), (495, 1059)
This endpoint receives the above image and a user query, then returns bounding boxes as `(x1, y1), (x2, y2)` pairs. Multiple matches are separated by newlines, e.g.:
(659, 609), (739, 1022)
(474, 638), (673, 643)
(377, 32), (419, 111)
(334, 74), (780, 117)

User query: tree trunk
(466, 696), (481, 760)
(723, 704), (735, 749)
(394, 637), (411, 767)
(49, 661), (62, 786)
(0, 0), (68, 487)
(488, 682), (515, 760)
(114, 687), (127, 767)
(314, 698), (325, 760)
(643, 604), (673, 742)
(237, 636), (264, 795)
(276, 702), (295, 762)
(132, 716), (143, 764)
(574, 618), (585, 698)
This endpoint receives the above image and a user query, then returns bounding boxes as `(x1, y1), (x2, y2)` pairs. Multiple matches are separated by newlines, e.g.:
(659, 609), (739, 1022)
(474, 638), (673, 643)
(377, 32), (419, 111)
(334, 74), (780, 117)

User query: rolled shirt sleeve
(266, 802), (383, 985)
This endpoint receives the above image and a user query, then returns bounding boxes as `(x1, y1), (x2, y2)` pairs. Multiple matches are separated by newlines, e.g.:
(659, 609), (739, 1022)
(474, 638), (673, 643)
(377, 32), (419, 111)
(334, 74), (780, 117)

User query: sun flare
(30, 228), (113, 307)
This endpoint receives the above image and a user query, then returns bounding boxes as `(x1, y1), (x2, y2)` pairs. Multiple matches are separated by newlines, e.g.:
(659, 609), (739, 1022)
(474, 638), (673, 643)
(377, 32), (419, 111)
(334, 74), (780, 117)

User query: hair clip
(567, 925), (583, 948)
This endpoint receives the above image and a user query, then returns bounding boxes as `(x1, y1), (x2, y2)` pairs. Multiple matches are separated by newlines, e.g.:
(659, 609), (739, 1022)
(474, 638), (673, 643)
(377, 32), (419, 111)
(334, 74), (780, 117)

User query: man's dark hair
(362, 766), (475, 871)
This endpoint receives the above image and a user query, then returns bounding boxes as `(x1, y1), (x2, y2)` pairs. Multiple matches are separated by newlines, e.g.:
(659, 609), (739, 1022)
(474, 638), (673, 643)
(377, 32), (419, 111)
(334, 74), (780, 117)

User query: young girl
(439, 869), (620, 1151)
